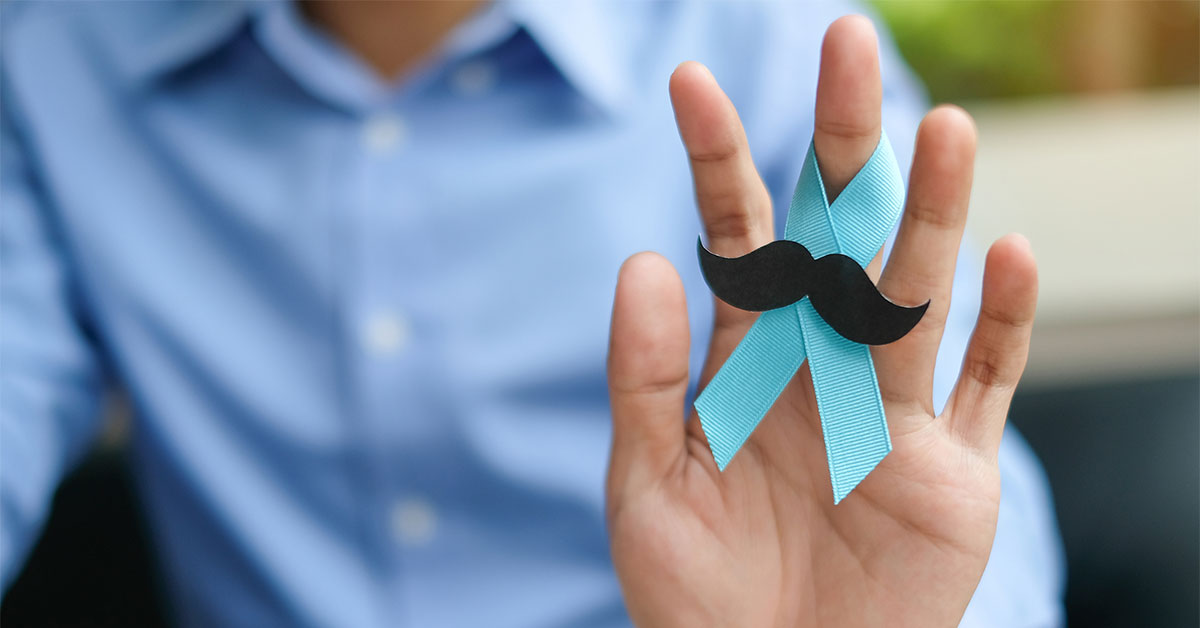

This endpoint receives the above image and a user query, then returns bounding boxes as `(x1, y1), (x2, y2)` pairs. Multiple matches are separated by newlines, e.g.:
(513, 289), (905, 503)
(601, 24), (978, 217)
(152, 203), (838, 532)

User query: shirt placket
(345, 101), (442, 627)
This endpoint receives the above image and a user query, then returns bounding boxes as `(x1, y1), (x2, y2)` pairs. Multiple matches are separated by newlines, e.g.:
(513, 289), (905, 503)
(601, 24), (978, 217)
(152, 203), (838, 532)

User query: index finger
(670, 61), (774, 258)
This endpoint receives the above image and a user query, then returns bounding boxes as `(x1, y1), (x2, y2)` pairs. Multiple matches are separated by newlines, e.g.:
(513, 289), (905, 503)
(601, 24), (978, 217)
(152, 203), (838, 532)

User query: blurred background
(874, 1), (1200, 626)
(4, 1), (1198, 626)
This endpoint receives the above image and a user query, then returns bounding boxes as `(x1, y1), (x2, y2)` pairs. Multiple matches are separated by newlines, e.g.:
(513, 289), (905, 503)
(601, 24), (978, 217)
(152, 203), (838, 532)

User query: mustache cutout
(697, 238), (929, 346)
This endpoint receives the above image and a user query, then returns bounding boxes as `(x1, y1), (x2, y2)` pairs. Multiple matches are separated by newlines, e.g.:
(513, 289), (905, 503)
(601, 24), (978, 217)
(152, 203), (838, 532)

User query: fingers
(948, 235), (1038, 456)
(607, 252), (691, 497)
(670, 61), (774, 351)
(670, 62), (774, 257)
(813, 15), (883, 200)
(697, 15), (887, 388)
(875, 107), (977, 412)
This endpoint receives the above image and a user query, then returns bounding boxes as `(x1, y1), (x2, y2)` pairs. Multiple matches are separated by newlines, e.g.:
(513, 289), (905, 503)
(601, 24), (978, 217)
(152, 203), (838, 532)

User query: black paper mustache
(697, 238), (929, 346)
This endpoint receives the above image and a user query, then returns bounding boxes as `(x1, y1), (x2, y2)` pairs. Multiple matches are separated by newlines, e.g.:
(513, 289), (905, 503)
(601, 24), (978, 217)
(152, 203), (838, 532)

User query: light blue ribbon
(694, 132), (905, 503)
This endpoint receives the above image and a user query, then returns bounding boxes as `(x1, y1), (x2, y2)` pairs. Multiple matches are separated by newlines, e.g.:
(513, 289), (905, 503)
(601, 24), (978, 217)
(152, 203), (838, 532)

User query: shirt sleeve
(754, 8), (1067, 627)
(1, 75), (107, 592)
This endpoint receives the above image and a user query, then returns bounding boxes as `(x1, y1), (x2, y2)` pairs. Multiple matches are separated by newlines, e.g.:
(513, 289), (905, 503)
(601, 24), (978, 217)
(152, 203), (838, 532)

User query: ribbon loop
(695, 131), (905, 503)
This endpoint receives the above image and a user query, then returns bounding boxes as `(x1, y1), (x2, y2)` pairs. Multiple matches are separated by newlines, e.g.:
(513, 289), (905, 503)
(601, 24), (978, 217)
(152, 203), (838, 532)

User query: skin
(302, 1), (484, 80)
(311, 5), (1039, 625)
(606, 16), (1039, 628)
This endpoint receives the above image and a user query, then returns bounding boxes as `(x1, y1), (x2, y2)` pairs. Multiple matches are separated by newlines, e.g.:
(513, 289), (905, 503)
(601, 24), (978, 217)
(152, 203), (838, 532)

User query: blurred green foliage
(871, 0), (1200, 102)
(872, 1), (1068, 101)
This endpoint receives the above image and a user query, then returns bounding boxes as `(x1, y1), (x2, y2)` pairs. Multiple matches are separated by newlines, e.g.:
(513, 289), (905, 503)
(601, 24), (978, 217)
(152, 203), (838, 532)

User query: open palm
(605, 17), (1038, 628)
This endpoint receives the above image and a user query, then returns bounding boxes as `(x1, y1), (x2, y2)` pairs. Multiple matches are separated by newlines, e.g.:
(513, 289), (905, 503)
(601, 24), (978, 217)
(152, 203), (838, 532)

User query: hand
(605, 16), (1038, 628)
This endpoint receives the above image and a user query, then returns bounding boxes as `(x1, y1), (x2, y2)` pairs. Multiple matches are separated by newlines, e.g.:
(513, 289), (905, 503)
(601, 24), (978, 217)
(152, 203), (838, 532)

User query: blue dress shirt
(0, 1), (1065, 626)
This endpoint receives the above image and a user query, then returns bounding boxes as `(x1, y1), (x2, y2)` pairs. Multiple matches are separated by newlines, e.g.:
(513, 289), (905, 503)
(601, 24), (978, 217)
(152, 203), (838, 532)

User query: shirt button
(451, 61), (496, 96)
(362, 114), (405, 153)
(362, 312), (408, 356)
(390, 498), (437, 546)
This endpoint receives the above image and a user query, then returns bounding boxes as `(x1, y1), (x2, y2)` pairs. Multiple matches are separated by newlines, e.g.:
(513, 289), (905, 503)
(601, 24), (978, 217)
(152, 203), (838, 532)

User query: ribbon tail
(694, 307), (806, 470)
(796, 299), (892, 503)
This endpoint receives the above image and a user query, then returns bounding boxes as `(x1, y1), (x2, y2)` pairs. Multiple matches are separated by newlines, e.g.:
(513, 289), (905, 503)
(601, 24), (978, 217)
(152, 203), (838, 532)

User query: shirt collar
(95, 0), (253, 86)
(502, 0), (637, 116)
(100, 0), (637, 115)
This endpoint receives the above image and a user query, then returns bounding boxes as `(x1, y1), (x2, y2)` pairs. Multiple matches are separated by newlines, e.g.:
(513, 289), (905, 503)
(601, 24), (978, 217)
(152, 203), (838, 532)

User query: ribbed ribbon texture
(694, 132), (905, 503)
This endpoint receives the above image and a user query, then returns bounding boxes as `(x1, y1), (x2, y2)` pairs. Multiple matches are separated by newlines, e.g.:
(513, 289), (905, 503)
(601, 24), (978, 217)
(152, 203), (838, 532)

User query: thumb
(607, 252), (690, 501)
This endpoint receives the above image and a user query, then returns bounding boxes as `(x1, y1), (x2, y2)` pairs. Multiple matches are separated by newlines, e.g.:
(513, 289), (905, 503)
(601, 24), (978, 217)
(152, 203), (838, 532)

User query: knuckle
(981, 301), (1035, 330)
(903, 201), (963, 231)
(815, 119), (878, 143)
(704, 210), (760, 243)
(687, 142), (740, 165)
(610, 370), (689, 399)
(962, 353), (1012, 390)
